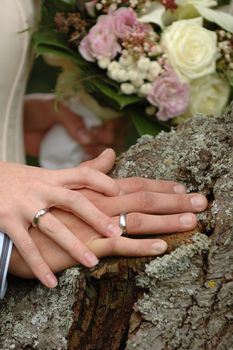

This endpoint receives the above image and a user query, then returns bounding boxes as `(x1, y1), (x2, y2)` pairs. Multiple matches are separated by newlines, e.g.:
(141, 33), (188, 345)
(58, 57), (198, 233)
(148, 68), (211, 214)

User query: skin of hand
(24, 96), (124, 157)
(0, 149), (127, 289)
(9, 174), (208, 280)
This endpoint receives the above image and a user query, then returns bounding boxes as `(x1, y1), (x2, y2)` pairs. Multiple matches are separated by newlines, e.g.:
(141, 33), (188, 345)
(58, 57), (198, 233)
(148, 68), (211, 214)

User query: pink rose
(79, 17), (121, 61)
(113, 8), (138, 39)
(147, 71), (189, 121)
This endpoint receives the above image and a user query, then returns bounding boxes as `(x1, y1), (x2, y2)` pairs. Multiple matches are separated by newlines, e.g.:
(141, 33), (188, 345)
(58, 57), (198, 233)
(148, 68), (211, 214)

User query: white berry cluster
(103, 54), (162, 96)
(217, 30), (233, 70)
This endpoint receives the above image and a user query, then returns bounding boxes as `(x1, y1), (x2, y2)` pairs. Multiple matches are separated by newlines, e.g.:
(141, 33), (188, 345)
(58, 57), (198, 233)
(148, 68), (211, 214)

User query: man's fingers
(112, 212), (197, 235)
(102, 192), (207, 216)
(9, 226), (58, 288)
(116, 177), (186, 195)
(37, 213), (99, 267)
(91, 236), (167, 257)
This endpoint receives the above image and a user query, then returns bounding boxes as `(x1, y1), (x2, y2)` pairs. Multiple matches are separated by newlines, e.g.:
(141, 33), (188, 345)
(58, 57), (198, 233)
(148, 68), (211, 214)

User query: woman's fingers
(54, 165), (122, 196)
(9, 225), (58, 288)
(78, 148), (116, 173)
(92, 236), (167, 257)
(116, 177), (186, 195)
(51, 188), (122, 237)
(37, 213), (99, 267)
(112, 212), (197, 235)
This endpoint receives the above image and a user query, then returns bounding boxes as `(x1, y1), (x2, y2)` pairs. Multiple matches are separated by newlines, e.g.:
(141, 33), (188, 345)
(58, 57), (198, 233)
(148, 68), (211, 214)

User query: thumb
(79, 148), (116, 174)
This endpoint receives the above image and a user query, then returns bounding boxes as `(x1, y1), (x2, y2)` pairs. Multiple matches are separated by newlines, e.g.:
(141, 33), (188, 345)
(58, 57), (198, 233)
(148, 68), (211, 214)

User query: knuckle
(132, 177), (147, 192)
(128, 213), (142, 231)
(139, 191), (154, 210)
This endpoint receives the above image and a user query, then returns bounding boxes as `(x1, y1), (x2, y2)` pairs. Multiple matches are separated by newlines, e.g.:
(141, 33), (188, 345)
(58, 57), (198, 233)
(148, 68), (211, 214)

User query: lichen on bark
(0, 268), (80, 350)
(112, 107), (233, 350)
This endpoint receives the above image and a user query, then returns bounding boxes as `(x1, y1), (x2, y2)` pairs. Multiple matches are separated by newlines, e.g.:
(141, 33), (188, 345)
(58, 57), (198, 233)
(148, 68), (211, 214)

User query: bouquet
(33, 0), (233, 135)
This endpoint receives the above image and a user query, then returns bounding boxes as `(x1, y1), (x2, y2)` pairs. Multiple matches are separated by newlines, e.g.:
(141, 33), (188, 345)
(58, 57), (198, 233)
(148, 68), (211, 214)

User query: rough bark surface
(1, 107), (233, 350)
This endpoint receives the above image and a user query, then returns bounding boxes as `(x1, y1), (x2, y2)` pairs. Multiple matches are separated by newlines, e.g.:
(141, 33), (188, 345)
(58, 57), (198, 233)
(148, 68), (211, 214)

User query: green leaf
(32, 29), (89, 68)
(217, 0), (231, 5)
(33, 30), (74, 54)
(131, 111), (168, 136)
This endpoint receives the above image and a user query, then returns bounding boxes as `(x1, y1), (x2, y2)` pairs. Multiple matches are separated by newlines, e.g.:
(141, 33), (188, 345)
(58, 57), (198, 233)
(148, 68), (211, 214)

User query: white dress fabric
(0, 0), (38, 163)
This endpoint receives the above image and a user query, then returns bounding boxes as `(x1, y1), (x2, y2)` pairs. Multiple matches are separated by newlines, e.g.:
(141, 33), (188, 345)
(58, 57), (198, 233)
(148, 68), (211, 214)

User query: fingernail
(191, 195), (207, 210)
(174, 184), (186, 194)
(83, 252), (99, 267)
(76, 130), (91, 144)
(107, 223), (122, 236)
(45, 273), (58, 288)
(151, 241), (167, 254)
(179, 213), (194, 226)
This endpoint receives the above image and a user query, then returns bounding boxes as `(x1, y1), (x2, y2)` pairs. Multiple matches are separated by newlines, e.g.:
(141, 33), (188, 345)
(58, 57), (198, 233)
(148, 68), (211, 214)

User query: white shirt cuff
(0, 232), (13, 299)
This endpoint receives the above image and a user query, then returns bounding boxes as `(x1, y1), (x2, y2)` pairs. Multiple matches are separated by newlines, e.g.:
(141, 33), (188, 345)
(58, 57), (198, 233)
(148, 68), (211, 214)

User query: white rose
(189, 74), (230, 116)
(162, 18), (217, 81)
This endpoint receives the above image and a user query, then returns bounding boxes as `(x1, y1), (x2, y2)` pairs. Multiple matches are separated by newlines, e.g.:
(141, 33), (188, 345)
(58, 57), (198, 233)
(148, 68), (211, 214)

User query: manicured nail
(45, 273), (58, 288)
(191, 195), (207, 210)
(174, 184), (186, 194)
(76, 130), (91, 144)
(83, 252), (99, 267)
(179, 214), (194, 226)
(107, 223), (122, 236)
(151, 241), (167, 254)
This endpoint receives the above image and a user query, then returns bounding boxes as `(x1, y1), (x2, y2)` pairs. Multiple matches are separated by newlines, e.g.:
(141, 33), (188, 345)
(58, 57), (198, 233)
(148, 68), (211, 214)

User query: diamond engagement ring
(32, 208), (49, 227)
(119, 213), (128, 236)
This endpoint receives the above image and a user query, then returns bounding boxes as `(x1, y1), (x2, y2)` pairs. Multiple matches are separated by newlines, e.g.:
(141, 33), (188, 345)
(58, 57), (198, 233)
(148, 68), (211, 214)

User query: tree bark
(1, 107), (233, 350)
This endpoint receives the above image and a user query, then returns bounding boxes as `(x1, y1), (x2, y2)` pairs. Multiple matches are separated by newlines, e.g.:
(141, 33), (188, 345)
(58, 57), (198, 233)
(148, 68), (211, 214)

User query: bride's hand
(9, 177), (208, 279)
(0, 149), (124, 288)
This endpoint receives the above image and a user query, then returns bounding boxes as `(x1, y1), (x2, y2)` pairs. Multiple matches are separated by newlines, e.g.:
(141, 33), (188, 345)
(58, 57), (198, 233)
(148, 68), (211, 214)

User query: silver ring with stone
(119, 213), (128, 236)
(32, 208), (49, 227)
